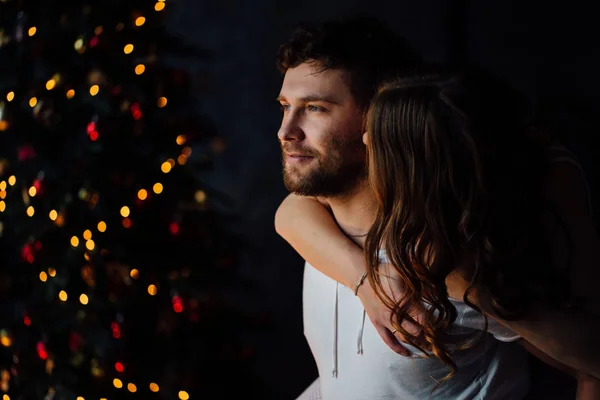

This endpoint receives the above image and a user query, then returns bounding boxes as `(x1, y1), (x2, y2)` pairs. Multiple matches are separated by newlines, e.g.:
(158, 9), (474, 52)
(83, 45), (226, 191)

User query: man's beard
(281, 137), (366, 198)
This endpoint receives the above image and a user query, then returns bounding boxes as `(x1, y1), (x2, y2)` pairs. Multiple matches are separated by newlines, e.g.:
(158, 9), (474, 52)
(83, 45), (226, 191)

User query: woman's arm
(274, 193), (365, 289)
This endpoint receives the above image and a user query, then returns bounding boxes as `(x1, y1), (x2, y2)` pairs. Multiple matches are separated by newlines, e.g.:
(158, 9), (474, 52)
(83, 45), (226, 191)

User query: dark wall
(165, 1), (599, 398)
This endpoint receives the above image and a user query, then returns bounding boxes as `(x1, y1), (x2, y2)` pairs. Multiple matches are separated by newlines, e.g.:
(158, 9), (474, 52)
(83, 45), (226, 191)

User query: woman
(276, 70), (600, 397)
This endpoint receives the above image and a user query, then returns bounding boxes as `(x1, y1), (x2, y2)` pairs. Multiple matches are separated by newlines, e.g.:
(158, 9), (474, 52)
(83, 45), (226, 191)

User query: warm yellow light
(71, 236), (80, 247)
(3, 394), (10, 400)
(83, 229), (92, 240)
(0, 190), (5, 199)
(76, 397), (84, 400)
(40, 271), (48, 282)
(85, 239), (95, 251)
(66, 89), (75, 99)
(130, 269), (140, 279)
(120, 206), (130, 218)
(155, 1), (166, 11)
(179, 391), (190, 400)
(149, 382), (159, 392)
(157, 97), (167, 107)
(26, 206), (35, 217)
(0, 201), (6, 213)
(48, 268), (56, 277)
(6, 91), (14, 102)
(135, 16), (146, 27)
(147, 284), (157, 296)
(74, 38), (84, 50)
(29, 186), (37, 196)
(127, 383), (137, 393)
(135, 64), (145, 75)
(46, 79), (56, 90)
(161, 161), (172, 173)
(0, 121), (8, 132)
(59, 290), (68, 301)
(1, 336), (11, 347)
(195, 190), (207, 204)
(28, 27), (37, 36)
(29, 97), (37, 107)
(90, 85), (99, 96)
(176, 135), (187, 145)
(178, 154), (187, 165)
(137, 189), (148, 200)
(79, 294), (89, 305)
(124, 44), (134, 54)
(0, 182), (5, 190)
(97, 221), (107, 232)
(8, 176), (16, 186)
(113, 378), (123, 389)
(49, 209), (58, 220)
(153, 182), (163, 194)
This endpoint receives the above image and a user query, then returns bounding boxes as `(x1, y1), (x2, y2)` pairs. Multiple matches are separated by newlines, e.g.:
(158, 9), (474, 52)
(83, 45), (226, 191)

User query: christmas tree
(0, 1), (256, 398)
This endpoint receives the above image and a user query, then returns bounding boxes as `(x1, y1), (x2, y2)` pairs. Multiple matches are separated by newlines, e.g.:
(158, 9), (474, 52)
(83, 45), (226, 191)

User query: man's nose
(277, 116), (304, 142)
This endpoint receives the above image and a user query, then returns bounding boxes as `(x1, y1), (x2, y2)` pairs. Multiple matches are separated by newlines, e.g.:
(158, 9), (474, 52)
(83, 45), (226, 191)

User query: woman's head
(363, 67), (566, 387)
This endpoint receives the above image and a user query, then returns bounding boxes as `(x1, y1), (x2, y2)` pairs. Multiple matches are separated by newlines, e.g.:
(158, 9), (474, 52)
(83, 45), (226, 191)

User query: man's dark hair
(276, 16), (422, 108)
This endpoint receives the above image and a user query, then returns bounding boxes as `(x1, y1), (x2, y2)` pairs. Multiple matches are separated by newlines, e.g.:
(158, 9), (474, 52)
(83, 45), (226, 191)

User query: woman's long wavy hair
(363, 68), (573, 388)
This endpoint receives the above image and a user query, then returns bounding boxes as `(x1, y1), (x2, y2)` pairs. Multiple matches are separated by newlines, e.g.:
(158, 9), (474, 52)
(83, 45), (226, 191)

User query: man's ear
(362, 132), (369, 145)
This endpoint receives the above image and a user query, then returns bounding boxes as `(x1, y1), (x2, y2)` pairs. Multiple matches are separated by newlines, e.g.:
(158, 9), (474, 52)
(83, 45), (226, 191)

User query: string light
(153, 182), (163, 194)
(39, 271), (48, 282)
(113, 378), (123, 389)
(161, 161), (172, 173)
(179, 391), (190, 400)
(0, 181), (5, 190)
(0, 201), (5, 213)
(66, 89), (75, 99)
(135, 16), (146, 26)
(147, 284), (157, 296)
(122, 218), (132, 228)
(28, 186), (37, 196)
(120, 206), (130, 218)
(6, 91), (14, 102)
(124, 44), (134, 54)
(59, 291), (68, 302)
(89, 85), (99, 96)
(48, 268), (56, 277)
(46, 79), (56, 90)
(115, 362), (124, 372)
(97, 221), (107, 232)
(29, 97), (37, 107)
(26, 206), (35, 216)
(149, 382), (160, 392)
(155, 1), (166, 11)
(83, 229), (92, 240)
(71, 236), (79, 247)
(85, 239), (95, 251)
(137, 189), (148, 200)
(127, 383), (137, 393)
(49, 209), (58, 220)
(79, 294), (89, 305)
(157, 97), (167, 107)
(176, 135), (186, 145)
(8, 176), (15, 186)
(28, 27), (37, 36)
(135, 64), (145, 75)
(130, 269), (140, 279)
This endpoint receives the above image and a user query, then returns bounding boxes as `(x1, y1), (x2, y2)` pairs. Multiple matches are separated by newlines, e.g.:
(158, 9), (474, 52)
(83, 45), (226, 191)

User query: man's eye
(279, 104), (290, 112)
(307, 105), (325, 112)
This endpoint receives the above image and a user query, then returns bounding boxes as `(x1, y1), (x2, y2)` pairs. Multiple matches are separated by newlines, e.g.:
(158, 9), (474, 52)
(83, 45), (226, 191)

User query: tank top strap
(545, 144), (593, 216)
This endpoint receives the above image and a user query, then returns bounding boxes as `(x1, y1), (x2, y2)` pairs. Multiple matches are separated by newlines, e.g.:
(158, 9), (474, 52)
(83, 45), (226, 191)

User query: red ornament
(115, 362), (124, 372)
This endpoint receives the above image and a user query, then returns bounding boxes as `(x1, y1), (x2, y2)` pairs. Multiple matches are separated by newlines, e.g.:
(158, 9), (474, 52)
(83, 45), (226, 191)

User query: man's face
(277, 62), (366, 197)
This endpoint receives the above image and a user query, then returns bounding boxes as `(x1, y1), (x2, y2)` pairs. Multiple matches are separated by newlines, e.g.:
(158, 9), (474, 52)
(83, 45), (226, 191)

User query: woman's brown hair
(363, 68), (573, 388)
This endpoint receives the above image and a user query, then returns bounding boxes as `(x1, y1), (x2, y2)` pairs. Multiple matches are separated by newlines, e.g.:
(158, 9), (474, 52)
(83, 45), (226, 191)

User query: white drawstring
(332, 282), (339, 378)
(357, 309), (366, 354)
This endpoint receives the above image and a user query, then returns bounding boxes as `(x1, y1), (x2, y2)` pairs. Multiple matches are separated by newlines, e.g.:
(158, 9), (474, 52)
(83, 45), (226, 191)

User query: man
(274, 17), (538, 399)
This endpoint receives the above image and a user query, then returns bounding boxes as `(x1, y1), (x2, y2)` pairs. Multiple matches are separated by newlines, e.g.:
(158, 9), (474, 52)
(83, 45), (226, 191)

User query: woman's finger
(375, 323), (412, 356)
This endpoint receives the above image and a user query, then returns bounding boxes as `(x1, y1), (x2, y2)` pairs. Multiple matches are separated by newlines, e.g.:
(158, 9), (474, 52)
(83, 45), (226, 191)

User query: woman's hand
(356, 263), (428, 356)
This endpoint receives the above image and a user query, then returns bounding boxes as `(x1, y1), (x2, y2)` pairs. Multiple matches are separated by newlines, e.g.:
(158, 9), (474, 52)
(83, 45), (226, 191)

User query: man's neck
(326, 183), (377, 248)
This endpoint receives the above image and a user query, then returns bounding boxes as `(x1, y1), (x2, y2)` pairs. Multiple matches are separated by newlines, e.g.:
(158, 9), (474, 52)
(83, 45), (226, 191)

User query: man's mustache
(281, 145), (318, 158)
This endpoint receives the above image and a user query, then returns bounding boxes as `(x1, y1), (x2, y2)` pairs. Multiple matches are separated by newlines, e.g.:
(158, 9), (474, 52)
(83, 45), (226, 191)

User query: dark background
(164, 1), (599, 398)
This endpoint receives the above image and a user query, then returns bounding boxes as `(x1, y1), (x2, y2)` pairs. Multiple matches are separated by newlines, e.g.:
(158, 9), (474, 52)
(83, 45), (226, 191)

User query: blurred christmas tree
(0, 1), (258, 398)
